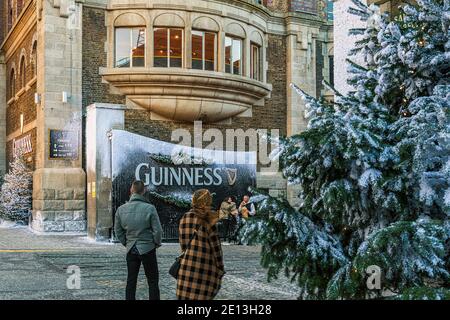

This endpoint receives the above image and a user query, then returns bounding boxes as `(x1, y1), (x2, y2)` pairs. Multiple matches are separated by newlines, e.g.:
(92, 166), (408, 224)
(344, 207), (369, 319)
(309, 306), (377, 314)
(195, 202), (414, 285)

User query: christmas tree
(240, 0), (450, 299)
(0, 155), (33, 222)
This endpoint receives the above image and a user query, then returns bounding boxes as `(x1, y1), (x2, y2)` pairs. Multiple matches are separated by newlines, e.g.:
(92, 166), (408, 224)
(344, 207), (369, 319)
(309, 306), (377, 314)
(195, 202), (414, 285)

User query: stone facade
(1, 1), (37, 175)
(1, 0), (333, 238)
(290, 0), (318, 14)
(0, 57), (5, 175)
(333, 0), (366, 94)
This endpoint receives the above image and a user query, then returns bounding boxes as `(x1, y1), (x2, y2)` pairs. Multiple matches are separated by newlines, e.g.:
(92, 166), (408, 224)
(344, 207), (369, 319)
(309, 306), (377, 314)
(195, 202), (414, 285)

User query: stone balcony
(100, 67), (272, 123)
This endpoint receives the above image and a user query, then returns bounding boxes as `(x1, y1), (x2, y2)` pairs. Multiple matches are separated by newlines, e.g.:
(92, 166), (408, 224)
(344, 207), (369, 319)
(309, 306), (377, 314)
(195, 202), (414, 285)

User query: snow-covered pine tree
(0, 155), (33, 222)
(240, 0), (450, 299)
(375, 0), (449, 111)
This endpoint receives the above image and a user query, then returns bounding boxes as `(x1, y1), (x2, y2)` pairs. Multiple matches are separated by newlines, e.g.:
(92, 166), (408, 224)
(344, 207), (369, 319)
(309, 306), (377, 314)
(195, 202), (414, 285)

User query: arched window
(31, 41), (37, 77)
(17, 0), (23, 17)
(225, 24), (246, 75)
(114, 13), (146, 68)
(250, 31), (264, 81)
(191, 17), (219, 71)
(20, 56), (26, 88)
(153, 13), (185, 68)
(7, 1), (13, 30)
(9, 69), (16, 100)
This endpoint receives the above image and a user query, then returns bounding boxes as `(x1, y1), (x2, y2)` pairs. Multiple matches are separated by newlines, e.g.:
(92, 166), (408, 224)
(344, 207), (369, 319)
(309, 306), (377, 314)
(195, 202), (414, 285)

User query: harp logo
(225, 168), (237, 186)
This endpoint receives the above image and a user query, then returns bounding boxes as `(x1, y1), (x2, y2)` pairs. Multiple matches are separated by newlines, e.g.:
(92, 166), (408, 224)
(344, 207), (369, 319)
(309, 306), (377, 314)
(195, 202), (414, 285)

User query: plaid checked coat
(176, 210), (225, 300)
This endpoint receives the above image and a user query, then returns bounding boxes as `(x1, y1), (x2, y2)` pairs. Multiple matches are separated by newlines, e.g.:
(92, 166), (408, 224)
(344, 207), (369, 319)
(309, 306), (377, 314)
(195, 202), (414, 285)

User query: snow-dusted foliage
(376, 0), (450, 110)
(240, 0), (450, 299)
(241, 188), (348, 299)
(388, 85), (450, 217)
(0, 156), (33, 222)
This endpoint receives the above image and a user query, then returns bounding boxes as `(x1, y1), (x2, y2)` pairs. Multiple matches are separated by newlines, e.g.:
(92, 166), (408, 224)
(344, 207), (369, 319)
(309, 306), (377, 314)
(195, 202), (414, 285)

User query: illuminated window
(192, 30), (216, 71)
(225, 36), (242, 75)
(154, 28), (183, 68)
(20, 56), (26, 88)
(250, 43), (261, 81)
(115, 27), (146, 68)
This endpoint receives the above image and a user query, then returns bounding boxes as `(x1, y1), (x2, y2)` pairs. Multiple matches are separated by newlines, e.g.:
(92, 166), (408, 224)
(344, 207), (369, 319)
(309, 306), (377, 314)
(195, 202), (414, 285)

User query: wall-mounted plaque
(49, 130), (79, 160)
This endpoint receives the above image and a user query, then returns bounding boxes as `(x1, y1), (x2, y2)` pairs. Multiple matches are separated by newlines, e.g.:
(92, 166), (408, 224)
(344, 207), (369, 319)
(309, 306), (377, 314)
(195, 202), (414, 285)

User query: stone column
(31, 0), (86, 233)
(285, 23), (321, 207)
(86, 103), (125, 241)
(333, 0), (366, 94)
(0, 55), (6, 174)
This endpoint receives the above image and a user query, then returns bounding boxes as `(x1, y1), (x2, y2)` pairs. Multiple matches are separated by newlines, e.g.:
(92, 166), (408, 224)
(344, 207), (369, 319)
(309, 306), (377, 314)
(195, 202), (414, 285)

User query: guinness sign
(111, 130), (256, 239)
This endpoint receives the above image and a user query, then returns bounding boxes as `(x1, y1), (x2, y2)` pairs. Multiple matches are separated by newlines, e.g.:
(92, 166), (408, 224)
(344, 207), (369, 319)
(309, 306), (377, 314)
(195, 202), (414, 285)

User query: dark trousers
(126, 248), (160, 300)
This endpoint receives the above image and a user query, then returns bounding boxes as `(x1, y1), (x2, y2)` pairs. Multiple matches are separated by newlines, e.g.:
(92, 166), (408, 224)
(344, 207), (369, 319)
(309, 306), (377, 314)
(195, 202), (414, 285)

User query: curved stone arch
(18, 48), (27, 72)
(28, 37), (38, 79)
(224, 22), (246, 38)
(8, 63), (17, 98)
(153, 12), (185, 28)
(30, 32), (38, 55)
(328, 45), (334, 56)
(9, 61), (17, 78)
(250, 30), (264, 46)
(114, 12), (147, 27)
(192, 16), (220, 32)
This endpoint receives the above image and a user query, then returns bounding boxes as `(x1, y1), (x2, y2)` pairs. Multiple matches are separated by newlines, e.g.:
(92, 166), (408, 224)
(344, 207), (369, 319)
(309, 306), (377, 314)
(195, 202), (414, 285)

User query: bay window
(225, 36), (243, 75)
(115, 27), (146, 67)
(154, 28), (183, 68)
(192, 30), (216, 71)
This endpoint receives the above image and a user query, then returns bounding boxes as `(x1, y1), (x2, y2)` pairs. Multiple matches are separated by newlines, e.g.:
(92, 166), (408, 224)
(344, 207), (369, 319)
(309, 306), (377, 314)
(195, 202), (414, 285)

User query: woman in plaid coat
(176, 189), (225, 300)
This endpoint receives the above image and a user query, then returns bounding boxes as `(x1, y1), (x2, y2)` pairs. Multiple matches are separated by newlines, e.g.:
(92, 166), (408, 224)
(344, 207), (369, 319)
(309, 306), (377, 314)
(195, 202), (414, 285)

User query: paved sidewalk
(0, 227), (299, 300)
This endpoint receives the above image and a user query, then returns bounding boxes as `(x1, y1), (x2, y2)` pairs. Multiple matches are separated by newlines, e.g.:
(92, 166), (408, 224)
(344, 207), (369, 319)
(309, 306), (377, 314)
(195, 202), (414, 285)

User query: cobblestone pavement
(0, 227), (299, 300)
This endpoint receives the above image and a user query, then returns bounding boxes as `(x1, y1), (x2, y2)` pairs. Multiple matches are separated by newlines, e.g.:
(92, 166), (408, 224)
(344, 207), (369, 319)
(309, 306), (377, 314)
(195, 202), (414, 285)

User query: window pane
(204, 33), (215, 71)
(132, 28), (145, 67)
(32, 42), (37, 76)
(329, 56), (334, 86)
(21, 58), (26, 88)
(154, 28), (168, 67)
(192, 31), (203, 70)
(225, 37), (232, 73)
(232, 39), (242, 75)
(9, 71), (15, 99)
(251, 44), (260, 80)
(170, 29), (183, 67)
(115, 28), (131, 67)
